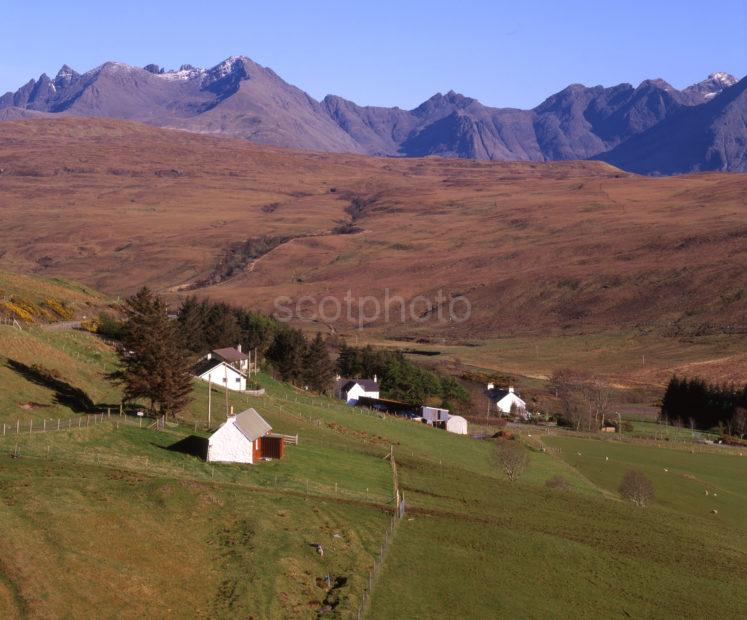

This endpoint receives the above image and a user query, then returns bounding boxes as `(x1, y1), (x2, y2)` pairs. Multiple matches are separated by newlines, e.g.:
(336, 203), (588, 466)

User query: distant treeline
(177, 296), (279, 356)
(175, 297), (466, 406)
(661, 376), (747, 433)
(337, 343), (469, 408)
(177, 296), (334, 393)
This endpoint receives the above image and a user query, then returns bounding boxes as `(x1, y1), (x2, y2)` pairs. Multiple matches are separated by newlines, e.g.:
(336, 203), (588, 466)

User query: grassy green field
(1, 281), (746, 617)
(543, 434), (747, 530)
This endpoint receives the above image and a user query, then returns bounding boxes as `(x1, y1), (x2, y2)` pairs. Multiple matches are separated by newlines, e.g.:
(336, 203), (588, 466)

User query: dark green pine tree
(204, 302), (242, 349)
(267, 327), (307, 383)
(116, 287), (193, 418)
(336, 341), (358, 376)
(177, 295), (208, 353)
(304, 333), (335, 394)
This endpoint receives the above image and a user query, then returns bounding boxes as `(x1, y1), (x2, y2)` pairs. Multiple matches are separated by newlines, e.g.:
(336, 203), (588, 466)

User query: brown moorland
(0, 118), (745, 384)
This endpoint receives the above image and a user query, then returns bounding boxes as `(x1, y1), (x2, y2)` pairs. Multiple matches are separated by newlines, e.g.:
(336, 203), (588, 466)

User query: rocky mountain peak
(683, 72), (738, 102)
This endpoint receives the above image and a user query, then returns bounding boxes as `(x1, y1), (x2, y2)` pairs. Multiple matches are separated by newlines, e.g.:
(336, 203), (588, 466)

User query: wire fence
(0, 408), (145, 438)
(0, 413), (394, 505)
(2, 389), (408, 618)
(355, 446), (406, 619)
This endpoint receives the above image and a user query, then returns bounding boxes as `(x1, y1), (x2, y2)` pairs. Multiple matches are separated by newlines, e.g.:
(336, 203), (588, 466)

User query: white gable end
(207, 419), (254, 463)
(496, 393), (527, 414)
(198, 362), (246, 392)
(343, 383), (379, 405)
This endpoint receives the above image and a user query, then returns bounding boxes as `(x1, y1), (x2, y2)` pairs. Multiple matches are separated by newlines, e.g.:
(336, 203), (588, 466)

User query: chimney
(206, 352), (211, 360)
(374, 374), (378, 383)
(237, 344), (242, 353)
(487, 382), (494, 391)
(230, 405), (234, 415)
(509, 386), (514, 393)
(335, 374), (341, 381)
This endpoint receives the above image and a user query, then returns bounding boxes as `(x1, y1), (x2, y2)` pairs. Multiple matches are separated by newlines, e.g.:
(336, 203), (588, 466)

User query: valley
(1, 118), (745, 387)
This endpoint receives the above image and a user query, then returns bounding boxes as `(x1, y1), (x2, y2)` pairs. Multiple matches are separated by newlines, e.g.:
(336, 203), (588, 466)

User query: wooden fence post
(29, 419), (33, 434)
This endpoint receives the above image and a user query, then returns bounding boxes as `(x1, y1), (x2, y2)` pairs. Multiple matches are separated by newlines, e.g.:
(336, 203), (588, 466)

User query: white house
(194, 357), (247, 391)
(336, 376), (380, 405)
(211, 346), (251, 372)
(207, 408), (273, 464)
(487, 384), (528, 418)
(445, 415), (468, 435)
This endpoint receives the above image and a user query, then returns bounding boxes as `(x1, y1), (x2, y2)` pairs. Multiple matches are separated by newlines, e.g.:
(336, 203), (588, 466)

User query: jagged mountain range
(1, 56), (744, 174)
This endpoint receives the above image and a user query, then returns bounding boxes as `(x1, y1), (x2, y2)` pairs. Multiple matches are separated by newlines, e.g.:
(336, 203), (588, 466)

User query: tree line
(177, 295), (338, 393)
(661, 376), (747, 434)
(337, 343), (469, 409)
(549, 368), (612, 431)
(113, 291), (466, 418)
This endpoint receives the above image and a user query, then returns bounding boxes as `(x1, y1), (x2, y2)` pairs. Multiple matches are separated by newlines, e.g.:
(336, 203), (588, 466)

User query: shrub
(96, 312), (124, 338)
(42, 298), (75, 320)
(80, 318), (99, 333)
(494, 439), (529, 482)
(619, 470), (655, 507)
(1, 301), (35, 322)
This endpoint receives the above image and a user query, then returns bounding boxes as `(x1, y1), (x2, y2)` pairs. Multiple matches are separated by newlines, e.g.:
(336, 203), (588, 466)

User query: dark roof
(488, 388), (510, 400)
(193, 358), (246, 378)
(488, 387), (524, 402)
(212, 347), (249, 363)
(233, 408), (272, 441)
(337, 378), (379, 393)
(193, 358), (222, 376)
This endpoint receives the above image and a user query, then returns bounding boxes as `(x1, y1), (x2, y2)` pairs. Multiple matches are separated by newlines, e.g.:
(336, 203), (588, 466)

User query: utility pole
(224, 365), (229, 419)
(208, 376), (212, 429)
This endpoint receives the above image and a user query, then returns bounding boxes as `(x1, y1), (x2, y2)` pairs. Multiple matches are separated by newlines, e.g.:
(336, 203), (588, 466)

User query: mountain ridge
(1, 56), (743, 173)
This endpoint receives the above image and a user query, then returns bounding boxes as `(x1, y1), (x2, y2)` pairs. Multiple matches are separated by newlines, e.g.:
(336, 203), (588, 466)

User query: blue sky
(1, 1), (744, 109)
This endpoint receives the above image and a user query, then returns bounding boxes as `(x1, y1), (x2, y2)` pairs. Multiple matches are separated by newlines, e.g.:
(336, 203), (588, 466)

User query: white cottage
(487, 384), (527, 418)
(207, 408), (274, 464)
(194, 357), (247, 391)
(211, 346), (251, 372)
(336, 376), (380, 405)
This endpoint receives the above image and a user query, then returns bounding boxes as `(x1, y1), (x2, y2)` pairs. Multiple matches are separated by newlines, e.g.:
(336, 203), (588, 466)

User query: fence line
(0, 407), (165, 439)
(356, 445), (405, 619)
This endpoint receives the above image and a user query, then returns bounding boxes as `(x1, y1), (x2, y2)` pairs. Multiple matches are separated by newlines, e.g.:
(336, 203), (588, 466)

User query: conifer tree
(304, 333), (335, 393)
(116, 287), (193, 418)
(267, 327), (307, 383)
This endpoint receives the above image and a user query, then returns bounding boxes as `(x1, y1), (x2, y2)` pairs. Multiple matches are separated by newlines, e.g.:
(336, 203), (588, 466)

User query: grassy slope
(0, 270), (105, 308)
(0, 312), (745, 617)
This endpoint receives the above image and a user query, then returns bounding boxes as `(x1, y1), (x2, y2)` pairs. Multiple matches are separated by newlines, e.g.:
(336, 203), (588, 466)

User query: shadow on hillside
(162, 435), (208, 460)
(6, 359), (94, 412)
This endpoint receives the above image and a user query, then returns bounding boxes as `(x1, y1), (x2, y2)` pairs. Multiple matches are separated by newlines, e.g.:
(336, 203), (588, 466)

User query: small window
(222, 378), (226, 383)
